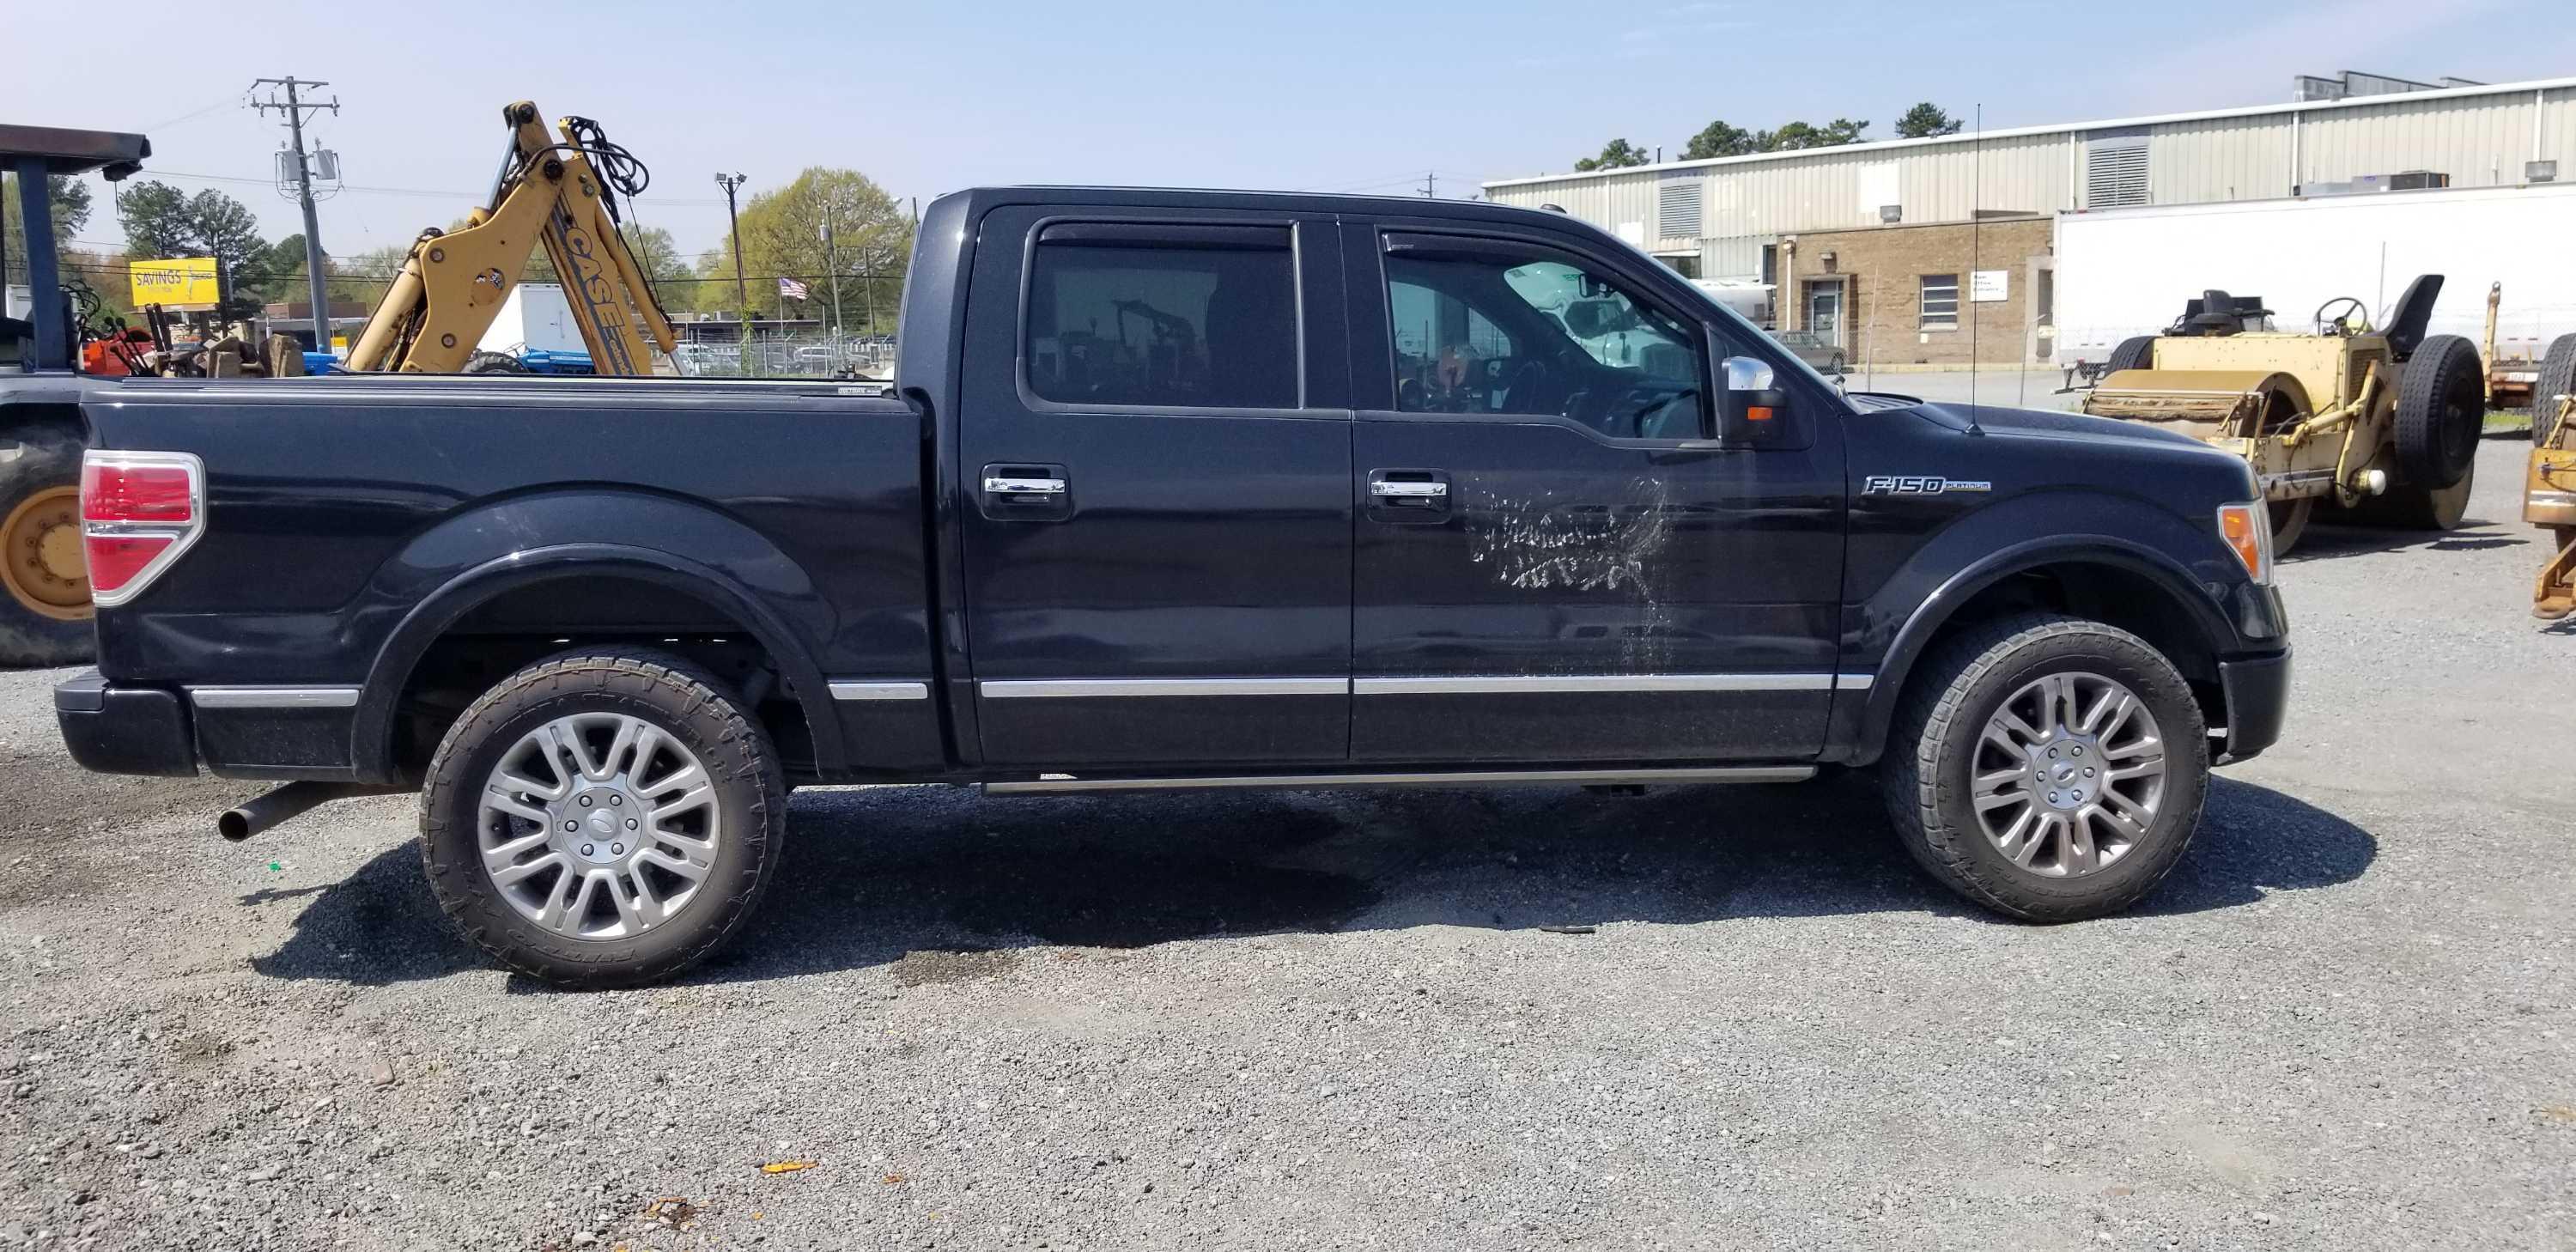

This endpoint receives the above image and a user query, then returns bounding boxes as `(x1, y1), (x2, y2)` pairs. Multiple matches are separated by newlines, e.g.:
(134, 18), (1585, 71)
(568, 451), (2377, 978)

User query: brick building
(1777, 216), (2052, 368)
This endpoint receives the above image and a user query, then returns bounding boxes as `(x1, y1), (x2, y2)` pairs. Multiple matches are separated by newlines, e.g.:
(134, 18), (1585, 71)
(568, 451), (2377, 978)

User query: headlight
(2215, 501), (2274, 586)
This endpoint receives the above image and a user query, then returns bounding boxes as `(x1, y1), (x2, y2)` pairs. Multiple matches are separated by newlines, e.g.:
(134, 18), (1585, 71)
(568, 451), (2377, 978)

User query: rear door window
(1024, 226), (1299, 410)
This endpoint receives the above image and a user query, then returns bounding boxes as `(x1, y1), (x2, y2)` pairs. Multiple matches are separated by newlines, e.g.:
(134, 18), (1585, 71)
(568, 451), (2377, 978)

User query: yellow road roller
(2082, 277), (2485, 553)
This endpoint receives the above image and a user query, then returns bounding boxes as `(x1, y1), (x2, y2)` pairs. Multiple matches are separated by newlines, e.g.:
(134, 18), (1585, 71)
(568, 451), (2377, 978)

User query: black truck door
(1343, 220), (1846, 763)
(957, 207), (1353, 767)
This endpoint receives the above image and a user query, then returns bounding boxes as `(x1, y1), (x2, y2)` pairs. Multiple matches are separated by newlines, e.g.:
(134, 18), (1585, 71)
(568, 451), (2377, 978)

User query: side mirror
(1716, 355), (1789, 447)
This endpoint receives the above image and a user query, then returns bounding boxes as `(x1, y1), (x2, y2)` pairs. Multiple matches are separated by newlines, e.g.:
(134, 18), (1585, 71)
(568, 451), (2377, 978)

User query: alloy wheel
(1968, 671), (2167, 878)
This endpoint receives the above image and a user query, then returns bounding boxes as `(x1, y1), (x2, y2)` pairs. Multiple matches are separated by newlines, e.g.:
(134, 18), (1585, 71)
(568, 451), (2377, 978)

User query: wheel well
(387, 574), (817, 780)
(1913, 562), (2225, 729)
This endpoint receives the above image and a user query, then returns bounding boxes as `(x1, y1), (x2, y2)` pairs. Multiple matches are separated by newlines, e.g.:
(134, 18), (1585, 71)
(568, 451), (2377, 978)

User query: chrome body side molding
(982, 764), (1815, 794)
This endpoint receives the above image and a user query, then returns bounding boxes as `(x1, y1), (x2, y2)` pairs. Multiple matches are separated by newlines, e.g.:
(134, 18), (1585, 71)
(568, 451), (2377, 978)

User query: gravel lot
(3, 435), (2571, 1251)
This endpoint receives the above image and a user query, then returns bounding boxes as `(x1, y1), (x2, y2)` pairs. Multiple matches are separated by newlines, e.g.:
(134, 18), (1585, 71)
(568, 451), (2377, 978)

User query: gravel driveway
(3, 437), (2570, 1251)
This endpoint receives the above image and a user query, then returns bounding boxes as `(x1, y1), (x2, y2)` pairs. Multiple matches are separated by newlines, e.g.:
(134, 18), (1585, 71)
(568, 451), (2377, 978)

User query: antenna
(1965, 103), (1986, 436)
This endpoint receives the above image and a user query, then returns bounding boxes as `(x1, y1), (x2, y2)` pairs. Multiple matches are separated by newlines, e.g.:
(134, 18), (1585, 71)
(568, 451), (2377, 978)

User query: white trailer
(473, 283), (584, 356)
(2053, 183), (2576, 367)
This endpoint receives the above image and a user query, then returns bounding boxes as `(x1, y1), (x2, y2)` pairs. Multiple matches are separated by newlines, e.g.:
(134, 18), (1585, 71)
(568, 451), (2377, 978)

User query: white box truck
(2053, 183), (2576, 369)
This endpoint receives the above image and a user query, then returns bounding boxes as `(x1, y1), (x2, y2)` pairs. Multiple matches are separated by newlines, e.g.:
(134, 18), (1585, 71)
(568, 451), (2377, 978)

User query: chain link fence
(667, 334), (896, 380)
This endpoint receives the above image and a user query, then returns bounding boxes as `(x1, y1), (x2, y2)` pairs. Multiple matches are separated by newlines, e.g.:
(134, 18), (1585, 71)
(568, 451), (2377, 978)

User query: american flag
(778, 277), (810, 301)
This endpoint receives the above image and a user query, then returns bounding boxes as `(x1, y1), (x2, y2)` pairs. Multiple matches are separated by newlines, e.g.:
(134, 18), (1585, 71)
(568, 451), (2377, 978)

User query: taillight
(80, 451), (205, 606)
(2215, 501), (2274, 586)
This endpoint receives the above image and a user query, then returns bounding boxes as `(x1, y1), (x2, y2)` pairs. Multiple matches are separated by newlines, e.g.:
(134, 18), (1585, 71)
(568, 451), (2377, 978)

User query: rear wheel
(1882, 613), (2208, 921)
(2393, 334), (2482, 489)
(419, 652), (785, 988)
(2105, 336), (2157, 375)
(2536, 332), (2575, 448)
(0, 429), (94, 667)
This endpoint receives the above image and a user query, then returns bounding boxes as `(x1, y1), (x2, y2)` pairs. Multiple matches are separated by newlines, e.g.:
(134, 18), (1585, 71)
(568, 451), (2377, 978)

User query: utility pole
(715, 172), (750, 346)
(1419, 170), (1437, 198)
(249, 76), (338, 350)
(823, 203), (843, 341)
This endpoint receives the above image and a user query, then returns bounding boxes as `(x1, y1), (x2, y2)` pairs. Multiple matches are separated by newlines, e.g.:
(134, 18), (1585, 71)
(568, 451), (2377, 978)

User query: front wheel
(420, 652), (784, 988)
(1882, 613), (2209, 921)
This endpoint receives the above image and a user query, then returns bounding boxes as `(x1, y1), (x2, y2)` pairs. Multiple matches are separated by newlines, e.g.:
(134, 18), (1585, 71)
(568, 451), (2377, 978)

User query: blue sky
(14, 0), (2572, 258)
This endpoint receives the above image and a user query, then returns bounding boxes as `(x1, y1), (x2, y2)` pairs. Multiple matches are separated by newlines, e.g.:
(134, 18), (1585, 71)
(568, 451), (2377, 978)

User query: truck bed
(81, 373), (932, 780)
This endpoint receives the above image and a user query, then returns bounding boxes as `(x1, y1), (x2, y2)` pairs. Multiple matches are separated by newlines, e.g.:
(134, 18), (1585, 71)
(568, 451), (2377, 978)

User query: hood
(1903, 401), (2215, 452)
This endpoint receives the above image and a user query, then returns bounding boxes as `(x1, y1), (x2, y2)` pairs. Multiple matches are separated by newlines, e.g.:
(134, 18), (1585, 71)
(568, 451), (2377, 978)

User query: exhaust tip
(217, 808), (254, 842)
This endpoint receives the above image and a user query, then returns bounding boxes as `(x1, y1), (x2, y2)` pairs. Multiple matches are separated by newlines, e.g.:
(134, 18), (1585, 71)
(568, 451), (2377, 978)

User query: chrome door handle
(983, 477), (1067, 495)
(1370, 480), (1449, 499)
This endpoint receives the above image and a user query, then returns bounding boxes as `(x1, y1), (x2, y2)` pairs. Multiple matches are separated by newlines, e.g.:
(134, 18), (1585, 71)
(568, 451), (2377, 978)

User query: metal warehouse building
(1481, 76), (2575, 365)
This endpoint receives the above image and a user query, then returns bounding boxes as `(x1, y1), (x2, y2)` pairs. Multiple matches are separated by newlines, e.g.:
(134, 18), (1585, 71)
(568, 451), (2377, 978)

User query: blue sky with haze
(14, 0), (2572, 258)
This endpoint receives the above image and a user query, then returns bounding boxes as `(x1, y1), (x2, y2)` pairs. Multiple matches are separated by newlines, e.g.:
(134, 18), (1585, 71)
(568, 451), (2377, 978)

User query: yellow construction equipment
(2528, 334), (2576, 620)
(347, 102), (676, 374)
(2082, 278), (2486, 553)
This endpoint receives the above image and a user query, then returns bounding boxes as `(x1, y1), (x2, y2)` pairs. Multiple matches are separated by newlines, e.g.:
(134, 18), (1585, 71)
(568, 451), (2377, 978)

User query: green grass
(2484, 411), (2532, 434)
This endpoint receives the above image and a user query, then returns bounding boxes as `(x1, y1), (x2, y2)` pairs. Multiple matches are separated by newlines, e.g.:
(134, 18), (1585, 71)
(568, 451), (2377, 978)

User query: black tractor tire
(460, 350), (532, 375)
(0, 428), (96, 667)
(420, 652), (785, 988)
(2393, 334), (2483, 489)
(2104, 336), (2157, 375)
(2342, 459), (2476, 532)
(2535, 332), (2576, 448)
(1881, 612), (2209, 923)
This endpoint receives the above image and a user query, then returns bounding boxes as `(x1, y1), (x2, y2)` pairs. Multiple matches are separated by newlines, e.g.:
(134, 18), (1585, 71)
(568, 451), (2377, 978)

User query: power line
(131, 167), (728, 207)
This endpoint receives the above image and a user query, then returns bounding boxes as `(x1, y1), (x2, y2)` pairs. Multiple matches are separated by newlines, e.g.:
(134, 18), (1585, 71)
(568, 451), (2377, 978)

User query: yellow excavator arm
(347, 102), (677, 374)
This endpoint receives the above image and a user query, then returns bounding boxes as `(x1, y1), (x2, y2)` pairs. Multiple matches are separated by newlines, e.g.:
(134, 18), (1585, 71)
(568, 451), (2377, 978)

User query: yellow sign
(129, 257), (221, 307)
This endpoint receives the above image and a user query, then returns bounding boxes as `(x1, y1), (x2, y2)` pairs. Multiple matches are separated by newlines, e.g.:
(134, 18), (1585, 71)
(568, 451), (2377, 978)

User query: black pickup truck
(51, 187), (2290, 986)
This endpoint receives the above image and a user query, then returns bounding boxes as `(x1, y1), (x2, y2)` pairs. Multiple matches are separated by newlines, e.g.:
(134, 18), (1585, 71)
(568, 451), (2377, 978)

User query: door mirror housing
(1716, 355), (1789, 447)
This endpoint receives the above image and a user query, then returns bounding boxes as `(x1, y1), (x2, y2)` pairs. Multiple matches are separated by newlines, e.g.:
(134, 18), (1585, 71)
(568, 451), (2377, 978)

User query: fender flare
(1836, 534), (2238, 767)
(349, 543), (847, 782)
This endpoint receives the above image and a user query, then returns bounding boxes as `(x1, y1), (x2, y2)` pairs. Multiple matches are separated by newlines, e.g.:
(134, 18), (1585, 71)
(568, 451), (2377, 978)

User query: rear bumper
(2215, 648), (2291, 763)
(53, 671), (197, 777)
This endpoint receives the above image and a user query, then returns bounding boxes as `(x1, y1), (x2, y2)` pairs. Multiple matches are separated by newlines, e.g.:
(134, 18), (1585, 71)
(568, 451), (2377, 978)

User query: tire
(2267, 495), (2314, 556)
(460, 350), (531, 375)
(1881, 612), (2209, 922)
(2536, 332), (2576, 448)
(2105, 335), (2157, 375)
(419, 652), (784, 988)
(0, 428), (95, 667)
(1827, 354), (1846, 375)
(2393, 334), (2482, 489)
(2345, 458), (2475, 531)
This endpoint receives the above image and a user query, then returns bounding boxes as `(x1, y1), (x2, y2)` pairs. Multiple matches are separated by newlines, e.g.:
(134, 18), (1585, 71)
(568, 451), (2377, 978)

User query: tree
(117, 180), (276, 321)
(716, 167), (914, 333)
(1682, 120), (1757, 161)
(1894, 102), (1963, 139)
(1, 174), (95, 283)
(326, 245), (410, 308)
(1572, 138), (1652, 173)
(621, 225), (695, 313)
(1759, 119), (1870, 151)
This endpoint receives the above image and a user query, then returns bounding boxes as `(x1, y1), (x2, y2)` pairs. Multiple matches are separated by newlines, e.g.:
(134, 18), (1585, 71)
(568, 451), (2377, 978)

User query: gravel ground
(3, 436), (2571, 1251)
